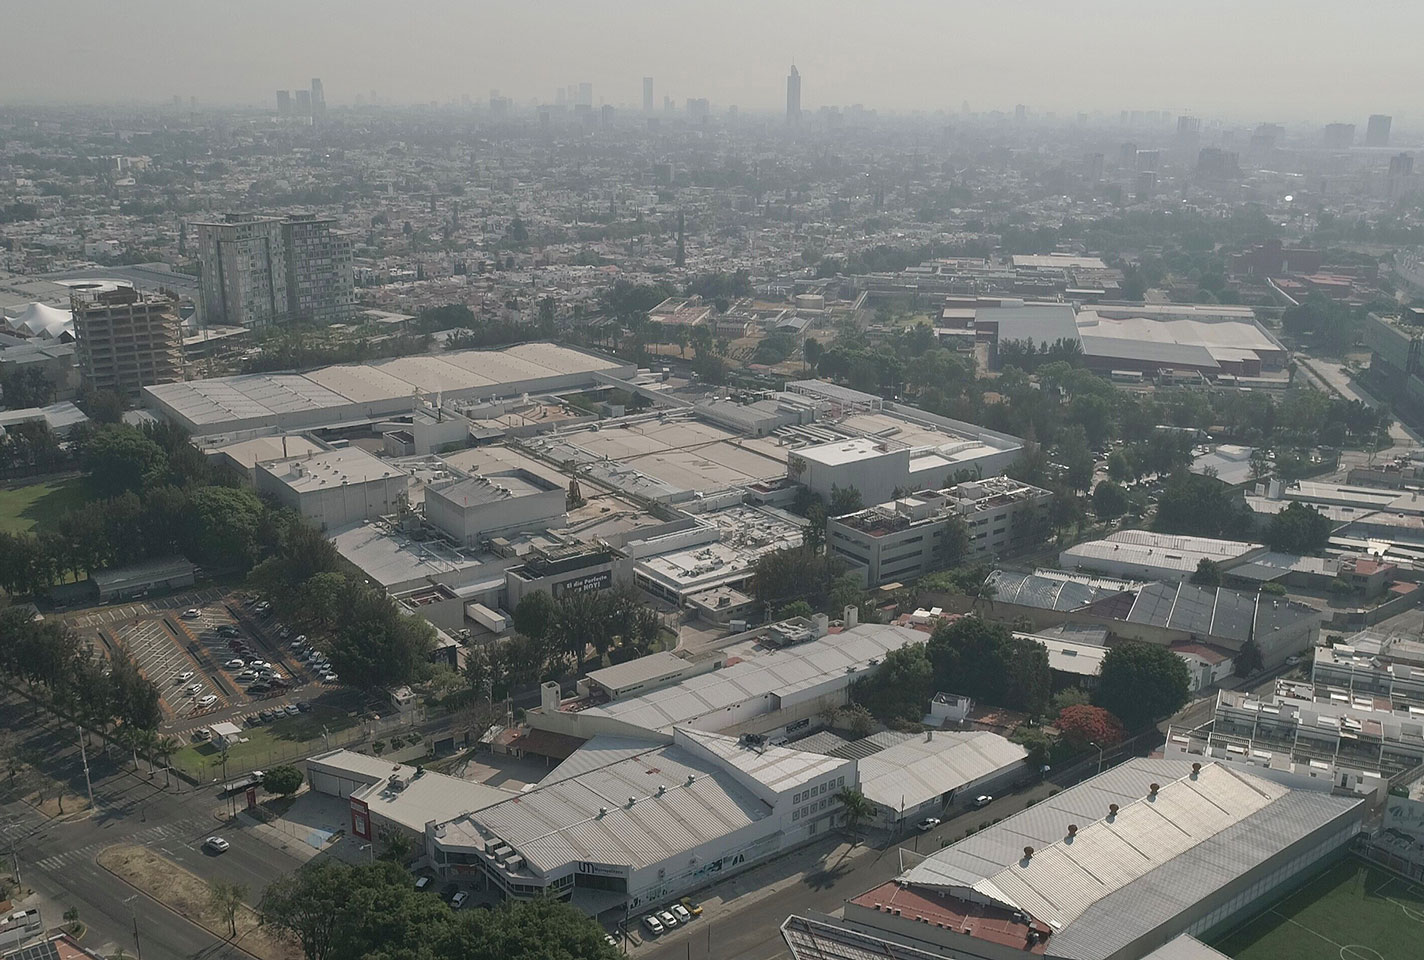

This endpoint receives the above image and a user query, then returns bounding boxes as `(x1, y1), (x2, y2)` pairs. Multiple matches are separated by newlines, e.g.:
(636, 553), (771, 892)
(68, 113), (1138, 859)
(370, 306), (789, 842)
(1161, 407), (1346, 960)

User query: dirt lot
(97, 844), (299, 960)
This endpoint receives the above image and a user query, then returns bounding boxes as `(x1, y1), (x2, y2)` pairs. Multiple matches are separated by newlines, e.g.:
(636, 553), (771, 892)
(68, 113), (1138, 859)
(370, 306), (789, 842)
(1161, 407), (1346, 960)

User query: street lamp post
(1090, 741), (1105, 776)
(123, 894), (142, 959)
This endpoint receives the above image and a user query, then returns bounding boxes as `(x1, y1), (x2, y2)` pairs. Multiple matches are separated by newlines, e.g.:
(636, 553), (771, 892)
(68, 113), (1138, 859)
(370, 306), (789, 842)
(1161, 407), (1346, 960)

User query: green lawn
(171, 704), (362, 778)
(1211, 857), (1424, 960)
(0, 476), (89, 534)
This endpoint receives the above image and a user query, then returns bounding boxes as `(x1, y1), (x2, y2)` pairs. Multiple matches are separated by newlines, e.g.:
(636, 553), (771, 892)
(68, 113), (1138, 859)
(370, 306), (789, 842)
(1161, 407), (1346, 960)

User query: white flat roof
(259, 445), (405, 491)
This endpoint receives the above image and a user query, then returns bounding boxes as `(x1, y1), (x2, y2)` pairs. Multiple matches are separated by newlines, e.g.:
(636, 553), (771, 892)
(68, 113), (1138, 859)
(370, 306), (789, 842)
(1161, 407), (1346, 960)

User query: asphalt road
(1, 692), (304, 960)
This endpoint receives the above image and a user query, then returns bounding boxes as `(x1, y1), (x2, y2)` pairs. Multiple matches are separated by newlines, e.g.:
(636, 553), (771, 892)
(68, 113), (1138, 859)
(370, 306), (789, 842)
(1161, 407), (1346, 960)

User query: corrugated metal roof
(581, 624), (928, 733)
(857, 732), (1028, 812)
(444, 739), (772, 872)
(538, 736), (668, 786)
(679, 729), (849, 793)
(1139, 934), (1234, 960)
(901, 759), (1361, 960)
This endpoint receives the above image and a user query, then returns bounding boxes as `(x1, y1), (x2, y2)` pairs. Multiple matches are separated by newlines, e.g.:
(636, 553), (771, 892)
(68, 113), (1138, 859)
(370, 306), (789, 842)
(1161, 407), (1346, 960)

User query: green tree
(1092, 480), (1128, 520)
(184, 486), (265, 569)
(802, 336), (823, 372)
(0, 366), (55, 409)
(80, 425), (167, 497)
(1094, 641), (1190, 729)
(208, 879), (248, 938)
(829, 484), (863, 516)
(1235, 639), (1264, 677)
(835, 786), (875, 845)
(851, 643), (933, 722)
(513, 591), (558, 643)
(1264, 502), (1332, 554)
(263, 765), (304, 797)
(1190, 558), (1222, 586)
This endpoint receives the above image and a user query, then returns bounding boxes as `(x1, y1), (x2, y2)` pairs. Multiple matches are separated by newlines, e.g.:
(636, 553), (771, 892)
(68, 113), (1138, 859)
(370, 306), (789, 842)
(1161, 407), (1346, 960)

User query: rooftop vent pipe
(1148, 782), (1160, 797)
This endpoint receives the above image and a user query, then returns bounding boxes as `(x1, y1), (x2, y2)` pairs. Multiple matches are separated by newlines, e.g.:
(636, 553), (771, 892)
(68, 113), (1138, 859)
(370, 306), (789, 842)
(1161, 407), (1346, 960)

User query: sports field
(1212, 857), (1424, 960)
(0, 476), (87, 534)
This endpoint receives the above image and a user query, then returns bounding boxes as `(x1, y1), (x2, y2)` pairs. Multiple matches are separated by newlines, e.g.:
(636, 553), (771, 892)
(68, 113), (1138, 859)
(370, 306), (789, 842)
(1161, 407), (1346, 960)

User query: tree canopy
(259, 859), (617, 960)
(926, 617), (1051, 716)
(1094, 641), (1190, 729)
(1264, 502), (1332, 554)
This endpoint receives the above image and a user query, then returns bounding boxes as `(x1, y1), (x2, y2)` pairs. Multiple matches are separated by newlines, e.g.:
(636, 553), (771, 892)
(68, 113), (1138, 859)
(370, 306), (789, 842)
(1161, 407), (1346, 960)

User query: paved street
(1, 693), (305, 960)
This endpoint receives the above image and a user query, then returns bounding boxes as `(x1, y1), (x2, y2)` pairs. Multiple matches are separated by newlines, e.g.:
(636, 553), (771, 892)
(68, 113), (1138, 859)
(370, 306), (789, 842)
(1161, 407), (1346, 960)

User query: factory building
(254, 446), (407, 530)
(1059, 530), (1266, 582)
(423, 470), (566, 548)
(142, 343), (635, 436)
(784, 758), (1364, 960)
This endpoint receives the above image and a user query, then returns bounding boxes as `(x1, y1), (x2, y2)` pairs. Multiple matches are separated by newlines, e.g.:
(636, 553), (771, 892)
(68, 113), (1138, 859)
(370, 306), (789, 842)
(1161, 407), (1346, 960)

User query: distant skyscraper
(643, 77), (654, 114)
(310, 78), (326, 116)
(1177, 115), (1201, 140)
(1367, 114), (1392, 147)
(578, 81), (593, 107)
(295, 89), (312, 114)
(786, 64), (801, 125)
(276, 90), (291, 115)
(1323, 123), (1356, 149)
(1389, 153), (1413, 178)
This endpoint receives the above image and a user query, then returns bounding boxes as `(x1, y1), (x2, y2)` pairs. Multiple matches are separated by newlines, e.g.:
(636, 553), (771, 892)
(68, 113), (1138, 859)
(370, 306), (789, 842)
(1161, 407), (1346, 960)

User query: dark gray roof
(1123, 581), (1319, 645)
(988, 569), (1119, 611)
(990, 304), (1081, 347)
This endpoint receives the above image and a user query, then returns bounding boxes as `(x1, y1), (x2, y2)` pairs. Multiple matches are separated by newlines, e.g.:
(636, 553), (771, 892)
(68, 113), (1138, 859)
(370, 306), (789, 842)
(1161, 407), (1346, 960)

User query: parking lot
(81, 589), (342, 734)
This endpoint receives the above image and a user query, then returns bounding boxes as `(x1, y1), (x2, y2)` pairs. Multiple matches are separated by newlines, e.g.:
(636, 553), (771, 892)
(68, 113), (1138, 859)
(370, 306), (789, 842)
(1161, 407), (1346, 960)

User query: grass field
(0, 476), (87, 534)
(1211, 857), (1424, 960)
(170, 704), (363, 777)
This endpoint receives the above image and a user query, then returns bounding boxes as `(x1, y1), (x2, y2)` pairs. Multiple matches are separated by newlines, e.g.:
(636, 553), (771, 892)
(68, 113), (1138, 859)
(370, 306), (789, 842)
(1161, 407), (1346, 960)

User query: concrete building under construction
(71, 286), (182, 396)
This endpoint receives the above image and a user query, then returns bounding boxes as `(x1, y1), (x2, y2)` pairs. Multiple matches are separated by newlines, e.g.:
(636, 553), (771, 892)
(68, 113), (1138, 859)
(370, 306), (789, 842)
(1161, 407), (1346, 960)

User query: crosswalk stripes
(30, 812), (215, 872)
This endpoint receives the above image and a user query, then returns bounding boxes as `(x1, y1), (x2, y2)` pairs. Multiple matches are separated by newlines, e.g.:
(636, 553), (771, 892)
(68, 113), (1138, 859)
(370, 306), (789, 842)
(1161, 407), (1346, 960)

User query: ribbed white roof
(442, 739), (770, 872)
(580, 624), (928, 734)
(857, 731), (1027, 812)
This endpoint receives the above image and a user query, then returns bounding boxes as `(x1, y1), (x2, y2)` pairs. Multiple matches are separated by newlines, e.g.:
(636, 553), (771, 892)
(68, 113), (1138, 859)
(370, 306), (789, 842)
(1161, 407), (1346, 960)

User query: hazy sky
(2, 0), (1418, 122)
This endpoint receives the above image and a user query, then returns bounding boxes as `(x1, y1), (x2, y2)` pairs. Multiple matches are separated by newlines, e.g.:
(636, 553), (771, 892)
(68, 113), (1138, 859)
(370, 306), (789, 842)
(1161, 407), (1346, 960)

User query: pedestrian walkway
(29, 811), (216, 872)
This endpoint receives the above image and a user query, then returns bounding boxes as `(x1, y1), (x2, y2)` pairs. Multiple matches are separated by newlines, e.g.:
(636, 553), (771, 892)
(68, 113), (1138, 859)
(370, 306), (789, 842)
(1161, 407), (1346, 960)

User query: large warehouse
(784, 757), (1364, 960)
(142, 342), (635, 436)
(985, 302), (1287, 377)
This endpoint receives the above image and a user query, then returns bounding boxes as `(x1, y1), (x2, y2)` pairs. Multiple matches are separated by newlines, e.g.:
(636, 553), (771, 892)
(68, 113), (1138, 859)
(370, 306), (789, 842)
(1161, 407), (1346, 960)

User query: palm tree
(967, 580), (997, 617)
(153, 736), (180, 788)
(835, 786), (875, 846)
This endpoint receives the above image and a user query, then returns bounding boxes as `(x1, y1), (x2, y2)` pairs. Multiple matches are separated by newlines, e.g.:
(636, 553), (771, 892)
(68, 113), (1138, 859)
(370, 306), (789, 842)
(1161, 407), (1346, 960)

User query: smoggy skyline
(2, 0), (1420, 123)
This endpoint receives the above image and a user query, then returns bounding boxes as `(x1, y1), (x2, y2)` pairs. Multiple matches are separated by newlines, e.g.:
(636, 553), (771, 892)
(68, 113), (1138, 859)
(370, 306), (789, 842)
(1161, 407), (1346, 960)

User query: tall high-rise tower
(786, 64), (801, 125)
(643, 77), (654, 114)
(276, 90), (291, 115)
(310, 77), (326, 116)
(1367, 114), (1392, 148)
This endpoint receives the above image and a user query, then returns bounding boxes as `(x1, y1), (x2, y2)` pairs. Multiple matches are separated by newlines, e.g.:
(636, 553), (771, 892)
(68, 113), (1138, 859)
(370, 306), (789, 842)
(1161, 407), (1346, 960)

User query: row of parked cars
(641, 898), (702, 937)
